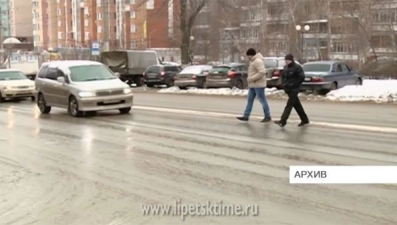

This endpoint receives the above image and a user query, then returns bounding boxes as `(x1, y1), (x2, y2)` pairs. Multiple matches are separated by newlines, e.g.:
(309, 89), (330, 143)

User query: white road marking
(134, 105), (397, 134)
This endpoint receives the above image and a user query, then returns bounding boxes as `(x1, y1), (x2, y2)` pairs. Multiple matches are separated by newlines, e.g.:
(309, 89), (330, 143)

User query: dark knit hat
(285, 54), (294, 60)
(246, 48), (256, 56)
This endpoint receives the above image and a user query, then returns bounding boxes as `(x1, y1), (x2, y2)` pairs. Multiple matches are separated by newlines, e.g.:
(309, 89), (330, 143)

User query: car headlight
(123, 88), (132, 94)
(78, 91), (96, 97)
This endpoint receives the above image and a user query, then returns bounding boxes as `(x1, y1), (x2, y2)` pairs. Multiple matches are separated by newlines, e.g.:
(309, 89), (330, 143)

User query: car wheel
(31, 96), (35, 101)
(146, 83), (154, 88)
(330, 82), (338, 91)
(200, 80), (207, 89)
(355, 78), (362, 85)
(236, 79), (244, 89)
(119, 107), (131, 114)
(134, 76), (144, 87)
(37, 93), (51, 113)
(0, 92), (4, 103)
(166, 80), (174, 87)
(68, 96), (83, 117)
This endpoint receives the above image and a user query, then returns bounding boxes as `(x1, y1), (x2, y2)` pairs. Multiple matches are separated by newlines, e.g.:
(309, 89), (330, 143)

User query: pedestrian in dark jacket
(274, 54), (309, 127)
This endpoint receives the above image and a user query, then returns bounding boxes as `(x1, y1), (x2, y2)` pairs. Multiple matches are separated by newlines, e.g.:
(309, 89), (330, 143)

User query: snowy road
(0, 93), (396, 225)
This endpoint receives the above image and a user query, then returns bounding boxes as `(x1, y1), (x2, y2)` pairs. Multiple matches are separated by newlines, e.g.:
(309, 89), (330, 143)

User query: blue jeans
(243, 88), (271, 118)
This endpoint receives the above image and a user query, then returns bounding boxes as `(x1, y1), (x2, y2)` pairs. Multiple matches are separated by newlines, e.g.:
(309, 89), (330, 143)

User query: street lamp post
(124, 5), (131, 49)
(189, 36), (194, 65)
(79, 3), (85, 47)
(295, 24), (310, 63)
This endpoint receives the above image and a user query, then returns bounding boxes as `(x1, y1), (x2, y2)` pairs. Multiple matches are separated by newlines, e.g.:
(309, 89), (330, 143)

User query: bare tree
(180, 0), (208, 64)
(335, 0), (377, 62)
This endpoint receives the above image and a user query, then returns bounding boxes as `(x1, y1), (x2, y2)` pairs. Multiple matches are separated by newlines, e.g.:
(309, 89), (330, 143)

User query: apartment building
(1, 0), (10, 38)
(32, 0), (46, 49)
(32, 0), (180, 52)
(213, 0), (397, 63)
(9, 0), (32, 37)
(370, 0), (397, 59)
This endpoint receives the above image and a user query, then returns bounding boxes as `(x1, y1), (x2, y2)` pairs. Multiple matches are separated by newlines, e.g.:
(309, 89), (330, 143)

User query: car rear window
(180, 66), (204, 74)
(210, 66), (230, 73)
(303, 64), (331, 72)
(146, 66), (161, 73)
(164, 66), (179, 72)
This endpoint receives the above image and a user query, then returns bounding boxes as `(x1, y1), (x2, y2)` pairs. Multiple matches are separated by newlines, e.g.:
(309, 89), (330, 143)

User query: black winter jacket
(282, 61), (305, 92)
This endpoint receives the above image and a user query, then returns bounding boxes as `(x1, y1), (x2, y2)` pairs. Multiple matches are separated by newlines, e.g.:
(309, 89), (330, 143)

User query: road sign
(92, 41), (100, 55)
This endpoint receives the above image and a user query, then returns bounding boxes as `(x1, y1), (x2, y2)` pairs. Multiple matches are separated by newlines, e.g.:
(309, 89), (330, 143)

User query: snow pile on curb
(326, 80), (397, 103)
(158, 86), (284, 96)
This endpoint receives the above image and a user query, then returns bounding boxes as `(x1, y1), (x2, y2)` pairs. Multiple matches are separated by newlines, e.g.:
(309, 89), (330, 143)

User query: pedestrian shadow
(237, 122), (270, 138)
(278, 125), (309, 143)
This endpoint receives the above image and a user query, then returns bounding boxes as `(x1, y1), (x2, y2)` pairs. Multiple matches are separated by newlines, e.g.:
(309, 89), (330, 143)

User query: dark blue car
(301, 61), (362, 94)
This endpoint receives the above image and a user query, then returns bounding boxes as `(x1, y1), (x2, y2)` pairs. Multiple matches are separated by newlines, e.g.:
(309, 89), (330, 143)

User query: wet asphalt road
(0, 93), (397, 225)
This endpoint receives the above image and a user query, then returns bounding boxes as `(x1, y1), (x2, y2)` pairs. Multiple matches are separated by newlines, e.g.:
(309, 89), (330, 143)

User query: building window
(96, 0), (101, 6)
(84, 19), (88, 26)
(268, 40), (287, 52)
(85, 32), (90, 39)
(58, 32), (62, 39)
(58, 21), (61, 27)
(130, 0), (136, 4)
(131, 11), (136, 18)
(97, 13), (102, 20)
(331, 41), (353, 52)
(131, 40), (137, 48)
(146, 0), (154, 9)
(57, 9), (61, 15)
(371, 35), (392, 48)
(98, 26), (102, 33)
(131, 25), (137, 32)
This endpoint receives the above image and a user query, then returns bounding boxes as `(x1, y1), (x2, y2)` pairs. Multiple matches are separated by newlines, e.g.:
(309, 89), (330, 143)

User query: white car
(0, 69), (35, 102)
(34, 60), (134, 117)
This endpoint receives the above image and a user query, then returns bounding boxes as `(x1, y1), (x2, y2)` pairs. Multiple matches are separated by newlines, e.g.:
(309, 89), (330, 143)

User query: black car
(143, 65), (182, 87)
(206, 63), (248, 89)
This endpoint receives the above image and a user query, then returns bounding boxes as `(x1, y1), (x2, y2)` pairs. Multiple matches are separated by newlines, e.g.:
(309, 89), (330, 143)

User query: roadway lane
(134, 92), (397, 128)
(0, 98), (396, 225)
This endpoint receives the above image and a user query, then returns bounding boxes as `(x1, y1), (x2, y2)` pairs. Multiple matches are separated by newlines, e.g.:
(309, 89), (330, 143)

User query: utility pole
(103, 0), (109, 50)
(0, 5), (3, 66)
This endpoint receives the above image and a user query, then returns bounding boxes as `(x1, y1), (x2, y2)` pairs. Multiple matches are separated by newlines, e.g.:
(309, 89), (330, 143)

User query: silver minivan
(35, 60), (134, 117)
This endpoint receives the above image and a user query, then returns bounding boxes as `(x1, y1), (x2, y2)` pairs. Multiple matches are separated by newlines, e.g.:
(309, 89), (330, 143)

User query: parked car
(0, 69), (35, 102)
(174, 65), (212, 89)
(301, 61), (362, 94)
(101, 50), (159, 87)
(263, 57), (302, 88)
(143, 64), (182, 87)
(206, 63), (248, 89)
(35, 60), (134, 117)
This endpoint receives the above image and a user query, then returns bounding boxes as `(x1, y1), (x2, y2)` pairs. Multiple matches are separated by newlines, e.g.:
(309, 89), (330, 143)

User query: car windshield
(69, 64), (117, 82)
(303, 64), (331, 72)
(180, 66), (204, 74)
(0, 71), (28, 80)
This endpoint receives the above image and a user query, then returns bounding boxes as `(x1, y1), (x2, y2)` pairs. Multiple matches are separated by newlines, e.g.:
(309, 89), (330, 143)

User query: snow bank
(158, 86), (284, 96)
(326, 80), (397, 103)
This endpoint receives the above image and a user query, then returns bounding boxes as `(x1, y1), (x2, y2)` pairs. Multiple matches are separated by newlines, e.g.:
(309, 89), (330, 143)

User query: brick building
(32, 0), (180, 51)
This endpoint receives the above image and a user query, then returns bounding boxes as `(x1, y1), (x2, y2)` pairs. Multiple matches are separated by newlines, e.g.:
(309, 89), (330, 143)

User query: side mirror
(57, 76), (65, 83)
(114, 72), (120, 78)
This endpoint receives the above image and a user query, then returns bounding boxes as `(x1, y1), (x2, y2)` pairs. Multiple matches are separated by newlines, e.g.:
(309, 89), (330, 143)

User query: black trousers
(281, 89), (309, 123)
